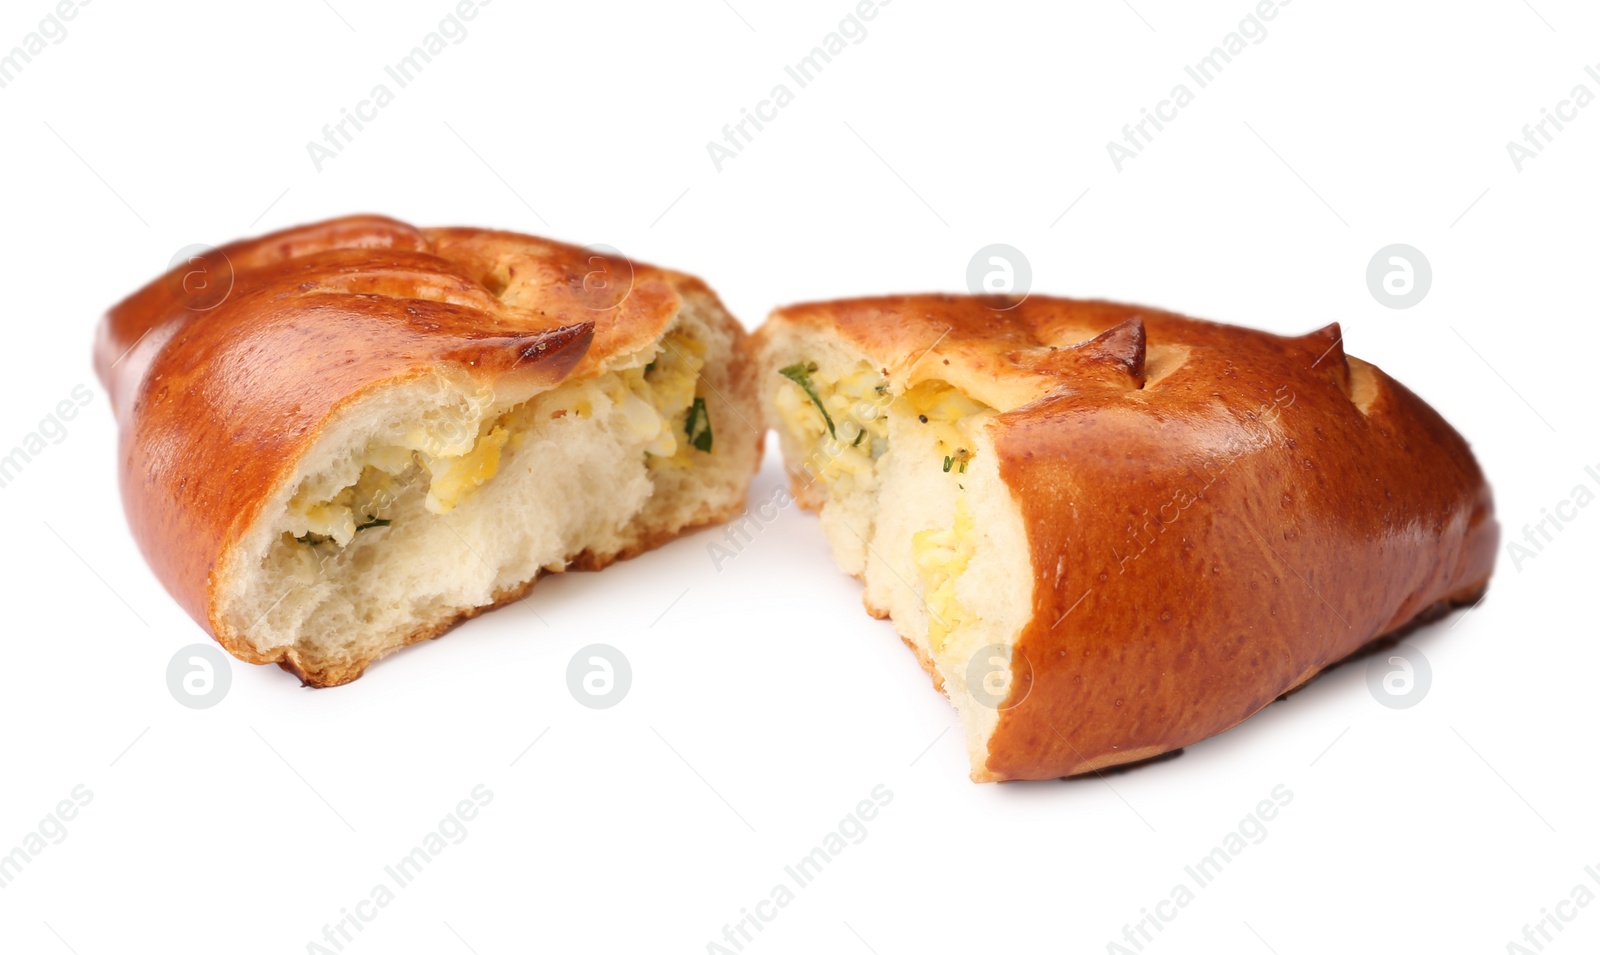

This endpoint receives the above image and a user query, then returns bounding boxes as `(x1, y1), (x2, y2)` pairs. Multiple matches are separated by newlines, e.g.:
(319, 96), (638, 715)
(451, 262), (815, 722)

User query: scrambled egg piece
(529, 330), (707, 464)
(422, 425), (509, 514)
(912, 499), (978, 654)
(903, 380), (988, 473)
(774, 359), (891, 486)
(293, 499), (358, 545)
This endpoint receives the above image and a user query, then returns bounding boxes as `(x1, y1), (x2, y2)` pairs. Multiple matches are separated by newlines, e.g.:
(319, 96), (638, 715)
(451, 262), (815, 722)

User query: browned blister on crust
(755, 294), (1495, 781)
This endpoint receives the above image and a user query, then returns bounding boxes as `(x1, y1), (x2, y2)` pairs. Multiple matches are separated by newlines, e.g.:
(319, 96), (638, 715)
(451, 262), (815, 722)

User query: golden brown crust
(97, 215), (750, 684)
(762, 294), (1155, 412)
(761, 294), (1497, 781)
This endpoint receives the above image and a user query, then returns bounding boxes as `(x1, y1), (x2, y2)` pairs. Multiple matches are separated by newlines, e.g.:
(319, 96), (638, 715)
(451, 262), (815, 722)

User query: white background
(1, 1), (1596, 952)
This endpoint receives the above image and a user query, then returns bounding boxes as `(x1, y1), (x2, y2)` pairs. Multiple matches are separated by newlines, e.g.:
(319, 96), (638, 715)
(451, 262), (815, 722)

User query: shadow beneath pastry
(1060, 746), (1187, 780)
(1272, 586), (1486, 703)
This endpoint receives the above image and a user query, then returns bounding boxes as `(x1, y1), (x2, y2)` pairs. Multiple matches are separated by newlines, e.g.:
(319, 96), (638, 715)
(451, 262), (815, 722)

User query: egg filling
(281, 330), (710, 564)
(912, 499), (977, 656)
(773, 360), (993, 666)
(774, 359), (891, 493)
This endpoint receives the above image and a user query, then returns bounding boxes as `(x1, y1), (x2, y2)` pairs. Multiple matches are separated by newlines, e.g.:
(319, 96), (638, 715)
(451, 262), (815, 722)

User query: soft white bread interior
(754, 321), (1033, 776)
(217, 293), (752, 686)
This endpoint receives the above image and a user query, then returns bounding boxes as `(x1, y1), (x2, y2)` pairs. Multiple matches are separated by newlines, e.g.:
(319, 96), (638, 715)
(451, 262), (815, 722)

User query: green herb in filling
(355, 516), (391, 531)
(778, 361), (835, 439)
(685, 397), (714, 453)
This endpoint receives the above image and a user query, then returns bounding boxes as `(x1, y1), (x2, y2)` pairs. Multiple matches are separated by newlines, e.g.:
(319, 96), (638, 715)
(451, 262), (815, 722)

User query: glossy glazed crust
(761, 294), (1497, 781)
(95, 216), (745, 677)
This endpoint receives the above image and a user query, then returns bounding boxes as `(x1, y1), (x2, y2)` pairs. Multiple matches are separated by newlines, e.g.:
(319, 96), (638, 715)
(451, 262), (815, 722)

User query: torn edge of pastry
(214, 292), (748, 686)
(751, 320), (1038, 780)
